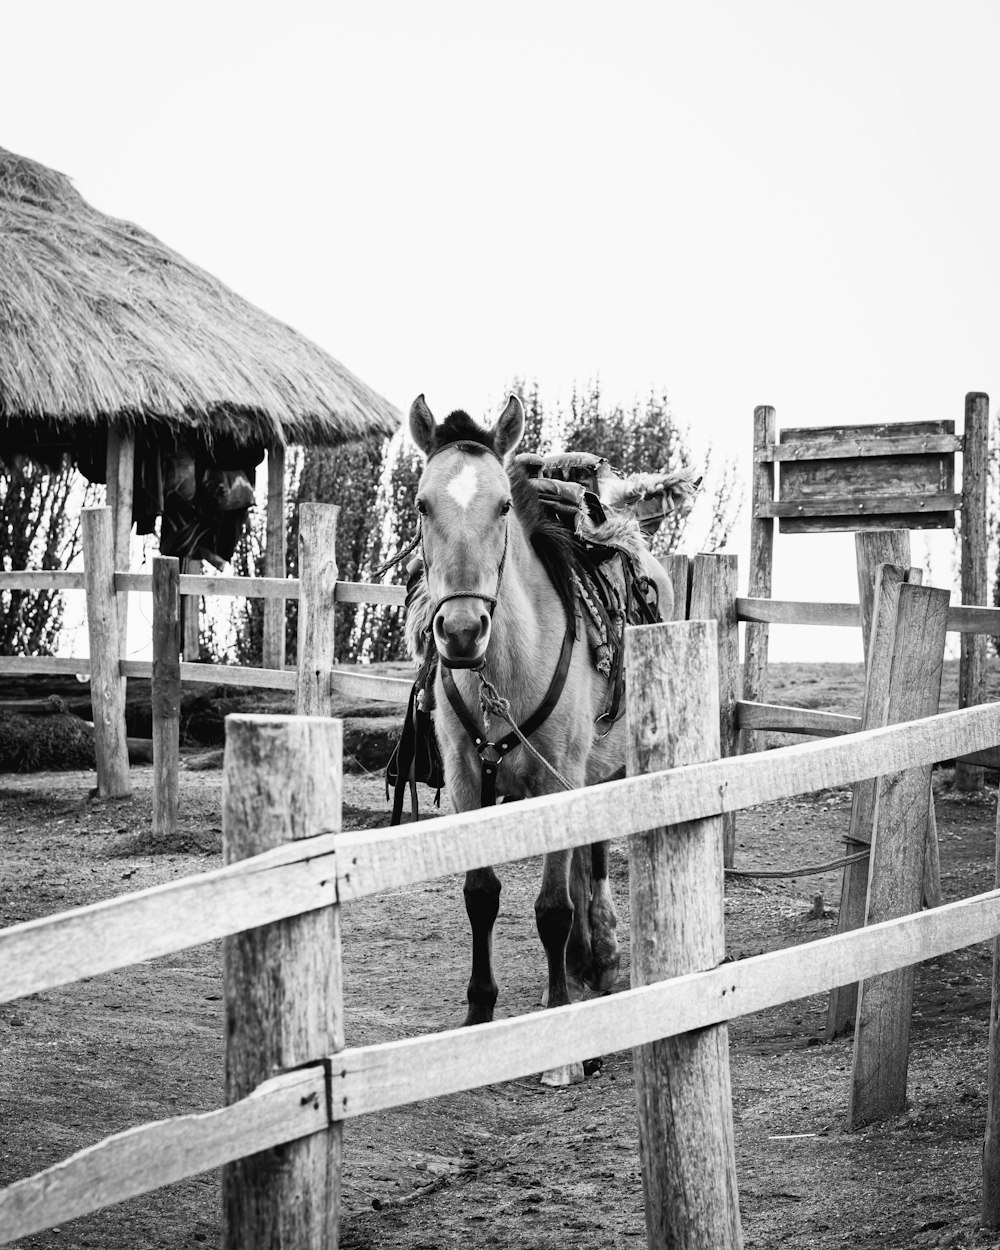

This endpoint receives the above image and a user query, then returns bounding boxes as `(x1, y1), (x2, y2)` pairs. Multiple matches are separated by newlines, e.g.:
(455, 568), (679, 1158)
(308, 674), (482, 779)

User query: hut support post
(222, 715), (344, 1249)
(263, 444), (287, 672)
(105, 428), (134, 698)
(690, 553), (740, 868)
(848, 579), (949, 1128)
(152, 556), (180, 841)
(742, 405), (775, 753)
(296, 504), (340, 717)
(82, 507), (130, 798)
(626, 620), (742, 1250)
(956, 391), (990, 791)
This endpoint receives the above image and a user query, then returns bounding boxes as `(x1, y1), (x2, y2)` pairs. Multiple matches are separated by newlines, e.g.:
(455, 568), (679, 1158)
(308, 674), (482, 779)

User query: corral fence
(3, 619), (1000, 1247)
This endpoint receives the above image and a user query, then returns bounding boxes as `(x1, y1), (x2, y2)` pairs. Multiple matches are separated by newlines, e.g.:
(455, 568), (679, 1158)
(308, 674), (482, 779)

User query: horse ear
(409, 395), (437, 457)
(493, 395), (525, 461)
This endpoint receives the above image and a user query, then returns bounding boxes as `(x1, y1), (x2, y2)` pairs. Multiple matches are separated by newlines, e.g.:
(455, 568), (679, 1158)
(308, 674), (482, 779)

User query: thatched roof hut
(0, 146), (399, 452)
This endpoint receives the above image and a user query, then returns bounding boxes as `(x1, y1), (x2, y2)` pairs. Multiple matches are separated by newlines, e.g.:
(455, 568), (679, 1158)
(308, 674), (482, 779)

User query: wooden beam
(736, 598), (860, 628)
(736, 701), (861, 738)
(758, 493), (962, 519)
(756, 434), (962, 462)
(222, 715), (344, 1249)
(105, 427), (134, 701)
(262, 444), (287, 672)
(743, 405), (776, 752)
(180, 559), (201, 660)
(956, 391), (990, 791)
(660, 553), (691, 621)
(82, 508), (130, 798)
(626, 621), (742, 1249)
(849, 581), (950, 1127)
(152, 557), (181, 842)
(984, 795), (1000, 1227)
(296, 504), (341, 716)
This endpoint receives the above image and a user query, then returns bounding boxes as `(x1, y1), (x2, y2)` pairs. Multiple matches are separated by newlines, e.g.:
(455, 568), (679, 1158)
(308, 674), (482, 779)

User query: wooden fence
(3, 620), (1000, 1247)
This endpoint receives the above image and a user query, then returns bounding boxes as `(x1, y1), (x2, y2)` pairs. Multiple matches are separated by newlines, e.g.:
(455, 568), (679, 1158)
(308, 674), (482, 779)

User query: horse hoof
(540, 975), (586, 1008)
(584, 955), (621, 995)
(540, 1062), (585, 1087)
(463, 1006), (494, 1027)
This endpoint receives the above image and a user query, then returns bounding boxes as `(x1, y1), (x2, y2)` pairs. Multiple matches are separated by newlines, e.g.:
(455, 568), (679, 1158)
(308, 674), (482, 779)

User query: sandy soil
(2, 661), (1000, 1248)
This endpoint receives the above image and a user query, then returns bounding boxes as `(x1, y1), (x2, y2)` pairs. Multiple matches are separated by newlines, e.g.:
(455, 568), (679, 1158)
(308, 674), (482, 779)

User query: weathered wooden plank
(223, 715), (343, 1249)
(736, 701), (861, 737)
(743, 405), (776, 752)
(326, 884), (1000, 1123)
(335, 581), (407, 606)
(0, 1067), (326, 1247)
(4, 701), (1000, 1008)
(850, 581), (950, 1127)
(690, 554), (740, 866)
(956, 392), (990, 791)
(152, 557), (180, 841)
(0, 655), (92, 676)
(757, 434), (962, 462)
(627, 621), (742, 1249)
(82, 508), (130, 798)
(262, 444), (287, 672)
(119, 660), (297, 690)
(181, 558), (201, 660)
(0, 570), (85, 590)
(779, 511), (956, 535)
(759, 493), (962, 519)
(297, 504), (341, 716)
(736, 597), (861, 628)
(7, 880), (1000, 1245)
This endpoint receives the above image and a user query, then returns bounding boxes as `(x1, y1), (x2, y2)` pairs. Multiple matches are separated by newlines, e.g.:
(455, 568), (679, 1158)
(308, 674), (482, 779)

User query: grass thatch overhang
(0, 147), (400, 453)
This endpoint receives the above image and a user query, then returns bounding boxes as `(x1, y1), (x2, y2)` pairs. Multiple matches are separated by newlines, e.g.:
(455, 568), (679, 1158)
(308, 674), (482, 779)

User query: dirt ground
(3, 661), (1000, 1249)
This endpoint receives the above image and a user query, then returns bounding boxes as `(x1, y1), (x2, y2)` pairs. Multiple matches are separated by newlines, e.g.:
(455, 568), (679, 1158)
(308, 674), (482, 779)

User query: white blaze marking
(446, 463), (479, 510)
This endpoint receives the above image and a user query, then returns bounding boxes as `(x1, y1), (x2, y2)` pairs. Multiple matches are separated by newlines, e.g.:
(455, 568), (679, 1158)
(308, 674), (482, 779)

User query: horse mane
(426, 410), (500, 459)
(508, 462), (580, 637)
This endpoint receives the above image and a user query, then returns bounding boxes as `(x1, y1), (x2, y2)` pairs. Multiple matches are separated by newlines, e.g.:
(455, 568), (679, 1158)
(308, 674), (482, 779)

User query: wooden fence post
(181, 559), (201, 660)
(660, 552), (692, 622)
(263, 443), (287, 672)
(956, 391), (989, 791)
(827, 553), (911, 1038)
(690, 553), (740, 869)
(848, 580), (950, 1128)
(222, 715), (344, 1249)
(626, 620), (743, 1250)
(152, 556), (180, 841)
(296, 504), (340, 717)
(982, 789), (1000, 1226)
(82, 507), (130, 798)
(742, 405), (776, 754)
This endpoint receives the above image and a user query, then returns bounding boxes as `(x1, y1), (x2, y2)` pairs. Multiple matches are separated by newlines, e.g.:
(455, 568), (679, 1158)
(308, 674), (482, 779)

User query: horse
(406, 393), (690, 1085)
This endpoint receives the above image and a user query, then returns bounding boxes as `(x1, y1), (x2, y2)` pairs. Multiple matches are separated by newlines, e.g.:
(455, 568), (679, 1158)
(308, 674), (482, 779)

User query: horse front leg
(587, 839), (621, 994)
(535, 848), (585, 1086)
(463, 865), (501, 1025)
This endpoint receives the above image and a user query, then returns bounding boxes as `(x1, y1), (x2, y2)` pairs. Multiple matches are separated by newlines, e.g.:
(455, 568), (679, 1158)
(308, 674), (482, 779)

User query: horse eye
(416, 498), (428, 516)
(500, 499), (512, 516)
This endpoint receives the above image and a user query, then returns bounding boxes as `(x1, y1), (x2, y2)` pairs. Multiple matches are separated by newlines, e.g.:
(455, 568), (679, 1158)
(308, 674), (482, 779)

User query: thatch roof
(0, 147), (399, 449)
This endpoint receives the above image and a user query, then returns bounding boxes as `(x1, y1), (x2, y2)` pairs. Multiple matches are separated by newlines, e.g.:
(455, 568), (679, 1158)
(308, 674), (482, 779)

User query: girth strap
(440, 627), (576, 807)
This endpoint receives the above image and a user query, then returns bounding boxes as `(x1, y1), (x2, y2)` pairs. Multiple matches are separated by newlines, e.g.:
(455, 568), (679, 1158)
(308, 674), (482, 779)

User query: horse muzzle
(433, 602), (491, 669)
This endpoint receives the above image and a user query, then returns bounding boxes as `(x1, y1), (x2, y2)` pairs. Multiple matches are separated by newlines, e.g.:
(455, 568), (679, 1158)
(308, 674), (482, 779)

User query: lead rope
(475, 671), (576, 794)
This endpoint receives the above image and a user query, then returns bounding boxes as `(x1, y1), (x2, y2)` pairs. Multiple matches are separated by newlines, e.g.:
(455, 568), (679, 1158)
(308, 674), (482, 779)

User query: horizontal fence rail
(3, 699), (1000, 1006)
(4, 882), (1000, 1245)
(0, 570), (407, 605)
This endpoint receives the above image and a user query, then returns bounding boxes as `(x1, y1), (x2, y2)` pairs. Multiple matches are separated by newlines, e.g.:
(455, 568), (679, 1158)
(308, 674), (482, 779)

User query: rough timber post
(848, 580), (949, 1128)
(982, 790), (1000, 1226)
(627, 620), (742, 1250)
(105, 426), (134, 698)
(82, 507), (130, 798)
(262, 443), (287, 672)
(181, 559), (201, 660)
(296, 503), (340, 716)
(742, 405), (775, 753)
(660, 552), (691, 621)
(956, 391), (989, 791)
(690, 553), (740, 869)
(222, 715), (344, 1249)
(152, 556), (181, 840)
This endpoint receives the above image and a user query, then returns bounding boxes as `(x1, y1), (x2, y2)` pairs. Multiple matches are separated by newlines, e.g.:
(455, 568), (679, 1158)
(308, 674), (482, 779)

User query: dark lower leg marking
(463, 867), (501, 1025)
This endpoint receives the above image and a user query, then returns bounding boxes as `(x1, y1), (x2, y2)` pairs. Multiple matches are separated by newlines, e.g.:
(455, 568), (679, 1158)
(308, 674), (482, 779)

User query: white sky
(5, 1), (998, 661)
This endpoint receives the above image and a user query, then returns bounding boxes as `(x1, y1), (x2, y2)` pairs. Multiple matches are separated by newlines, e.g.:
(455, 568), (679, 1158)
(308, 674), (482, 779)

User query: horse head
(409, 394), (525, 668)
